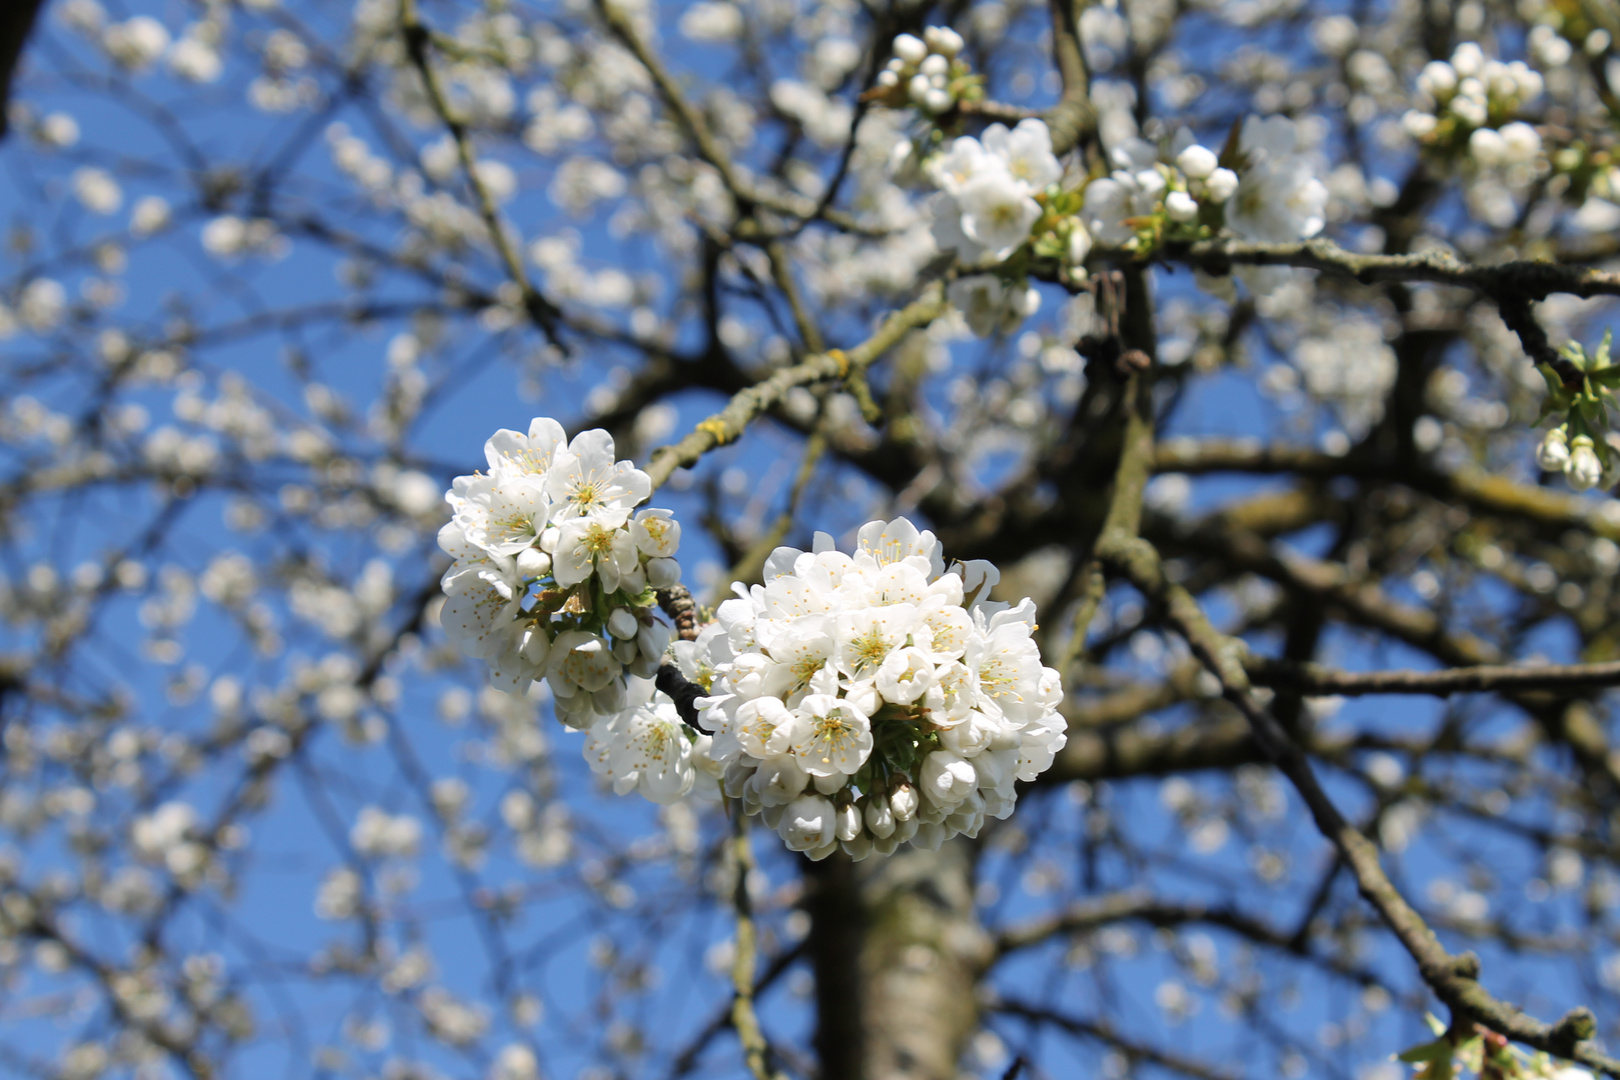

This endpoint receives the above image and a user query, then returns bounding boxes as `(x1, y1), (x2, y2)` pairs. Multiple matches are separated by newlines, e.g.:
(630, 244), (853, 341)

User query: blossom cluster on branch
(685, 519), (1066, 860)
(438, 418), (680, 727)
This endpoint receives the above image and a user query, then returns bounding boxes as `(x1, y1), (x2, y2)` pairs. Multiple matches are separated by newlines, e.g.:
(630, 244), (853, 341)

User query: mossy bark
(806, 840), (988, 1080)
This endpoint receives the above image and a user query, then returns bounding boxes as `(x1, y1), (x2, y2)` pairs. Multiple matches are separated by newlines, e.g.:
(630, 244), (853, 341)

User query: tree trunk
(805, 839), (988, 1080)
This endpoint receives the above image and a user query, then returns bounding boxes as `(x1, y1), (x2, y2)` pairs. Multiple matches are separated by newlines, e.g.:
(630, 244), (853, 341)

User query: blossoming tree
(5, 0), (1620, 1078)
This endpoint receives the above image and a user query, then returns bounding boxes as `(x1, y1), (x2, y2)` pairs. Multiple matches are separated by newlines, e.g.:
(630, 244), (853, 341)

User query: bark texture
(808, 840), (988, 1080)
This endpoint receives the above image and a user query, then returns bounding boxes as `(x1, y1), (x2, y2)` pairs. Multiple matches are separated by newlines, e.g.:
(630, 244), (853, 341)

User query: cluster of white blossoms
(437, 418), (681, 728)
(1083, 130), (1237, 247)
(1402, 42), (1544, 166)
(924, 118), (1072, 336)
(929, 118), (1065, 262)
(1535, 334), (1620, 493)
(584, 674), (720, 805)
(874, 27), (969, 115)
(1537, 426), (1610, 491)
(687, 519), (1067, 860)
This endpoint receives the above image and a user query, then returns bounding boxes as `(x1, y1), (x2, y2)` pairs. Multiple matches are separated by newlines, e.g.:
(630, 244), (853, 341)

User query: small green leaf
(1398, 1038), (1454, 1063)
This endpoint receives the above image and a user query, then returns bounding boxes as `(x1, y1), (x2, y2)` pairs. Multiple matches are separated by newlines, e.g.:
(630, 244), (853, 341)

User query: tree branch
(645, 286), (947, 490)
(398, 0), (564, 347)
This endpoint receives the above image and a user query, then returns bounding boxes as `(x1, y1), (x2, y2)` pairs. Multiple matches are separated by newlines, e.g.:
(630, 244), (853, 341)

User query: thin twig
(593, 0), (884, 238)
(726, 805), (787, 1080)
(1246, 657), (1620, 697)
(645, 286), (947, 490)
(398, 0), (563, 347)
(1083, 270), (1618, 1075)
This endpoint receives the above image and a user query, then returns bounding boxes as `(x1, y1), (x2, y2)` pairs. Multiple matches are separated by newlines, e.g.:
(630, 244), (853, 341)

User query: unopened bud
(864, 796), (896, 838)
(1203, 168), (1239, 203)
(924, 25), (963, 57)
(1176, 144), (1218, 180)
(608, 607), (639, 639)
(892, 33), (927, 65)
(645, 556), (681, 589)
(1537, 427), (1570, 472)
(1567, 435), (1604, 490)
(835, 801), (862, 842)
(1165, 190), (1199, 223)
(889, 781), (919, 822)
(516, 547), (551, 578)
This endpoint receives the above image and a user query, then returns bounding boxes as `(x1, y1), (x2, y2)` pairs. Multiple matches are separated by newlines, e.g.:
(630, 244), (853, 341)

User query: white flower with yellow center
(485, 416), (567, 479)
(784, 694), (872, 777)
(546, 631), (623, 712)
(585, 694), (704, 803)
(553, 516), (641, 593)
(453, 474), (549, 557)
(834, 605), (916, 680)
(631, 507), (681, 558)
(545, 429), (651, 526)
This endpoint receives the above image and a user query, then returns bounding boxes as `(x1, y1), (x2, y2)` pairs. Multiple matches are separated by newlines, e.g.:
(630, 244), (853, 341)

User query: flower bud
(519, 625), (550, 666)
(1067, 221), (1092, 265)
(1417, 60), (1458, 98)
(892, 33), (927, 65)
(608, 607), (639, 640)
(1011, 286), (1041, 318)
(835, 801), (862, 842)
(1567, 435), (1605, 490)
(1165, 190), (1199, 223)
(1537, 428), (1570, 472)
(907, 73), (932, 105)
(1450, 93), (1487, 128)
(1468, 127), (1506, 167)
(1510, 62), (1543, 102)
(923, 88), (954, 114)
(1450, 43), (1482, 79)
(924, 26), (963, 57)
(840, 830), (873, 860)
(863, 796), (896, 838)
(889, 780), (919, 821)
(876, 68), (899, 89)
(919, 53), (948, 78)
(1401, 110), (1438, 139)
(645, 556), (681, 589)
(1203, 168), (1239, 203)
(637, 620), (671, 662)
(1498, 121), (1540, 164)
(539, 525), (560, 553)
(516, 547), (551, 578)
(612, 637), (638, 664)
(1176, 144), (1218, 180)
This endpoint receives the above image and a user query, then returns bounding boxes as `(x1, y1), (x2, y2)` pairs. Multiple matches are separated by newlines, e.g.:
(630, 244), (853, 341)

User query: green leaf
(1538, 362), (1573, 405)
(1398, 1037), (1454, 1064)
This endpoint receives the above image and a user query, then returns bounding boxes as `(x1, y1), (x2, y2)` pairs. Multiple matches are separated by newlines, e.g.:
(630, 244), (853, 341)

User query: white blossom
(686, 518), (1065, 858)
